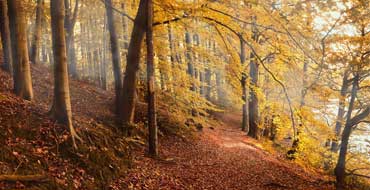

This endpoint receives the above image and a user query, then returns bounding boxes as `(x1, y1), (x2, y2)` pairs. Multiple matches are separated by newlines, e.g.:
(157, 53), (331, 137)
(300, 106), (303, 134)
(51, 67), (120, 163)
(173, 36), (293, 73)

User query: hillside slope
(0, 65), (333, 190)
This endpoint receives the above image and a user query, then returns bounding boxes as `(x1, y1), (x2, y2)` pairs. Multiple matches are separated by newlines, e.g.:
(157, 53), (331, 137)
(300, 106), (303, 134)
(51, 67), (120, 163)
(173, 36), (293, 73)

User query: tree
(248, 16), (260, 139)
(104, 0), (123, 115)
(121, 0), (147, 124)
(30, 0), (43, 65)
(240, 36), (249, 133)
(64, 0), (79, 78)
(146, 0), (157, 157)
(7, 0), (33, 100)
(50, 0), (80, 148)
(331, 69), (350, 152)
(334, 73), (370, 189)
(0, 0), (12, 73)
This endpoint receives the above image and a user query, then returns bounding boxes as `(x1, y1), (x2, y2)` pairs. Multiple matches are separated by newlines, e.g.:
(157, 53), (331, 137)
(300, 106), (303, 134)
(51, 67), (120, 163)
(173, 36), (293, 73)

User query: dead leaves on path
(118, 116), (334, 190)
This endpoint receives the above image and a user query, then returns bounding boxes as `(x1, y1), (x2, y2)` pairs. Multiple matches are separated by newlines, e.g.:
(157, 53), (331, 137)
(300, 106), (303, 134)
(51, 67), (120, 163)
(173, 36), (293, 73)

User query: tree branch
(348, 107), (370, 127)
(99, 0), (134, 21)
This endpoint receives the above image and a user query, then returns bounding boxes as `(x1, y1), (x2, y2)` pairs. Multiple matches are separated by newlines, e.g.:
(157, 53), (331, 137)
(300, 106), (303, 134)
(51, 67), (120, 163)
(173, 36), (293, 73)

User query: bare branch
(99, 0), (134, 21)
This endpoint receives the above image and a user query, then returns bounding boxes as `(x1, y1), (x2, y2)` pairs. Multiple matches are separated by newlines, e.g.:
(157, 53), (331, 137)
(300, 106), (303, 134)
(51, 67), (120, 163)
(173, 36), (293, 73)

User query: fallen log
(0, 174), (48, 182)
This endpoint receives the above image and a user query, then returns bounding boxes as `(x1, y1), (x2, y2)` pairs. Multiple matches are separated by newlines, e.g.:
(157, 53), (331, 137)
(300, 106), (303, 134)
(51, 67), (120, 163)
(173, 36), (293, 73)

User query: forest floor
(0, 64), (334, 190)
(115, 112), (335, 190)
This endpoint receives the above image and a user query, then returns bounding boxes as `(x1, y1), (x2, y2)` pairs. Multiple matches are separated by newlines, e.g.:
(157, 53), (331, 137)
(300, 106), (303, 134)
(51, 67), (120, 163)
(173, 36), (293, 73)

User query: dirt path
(115, 113), (333, 190)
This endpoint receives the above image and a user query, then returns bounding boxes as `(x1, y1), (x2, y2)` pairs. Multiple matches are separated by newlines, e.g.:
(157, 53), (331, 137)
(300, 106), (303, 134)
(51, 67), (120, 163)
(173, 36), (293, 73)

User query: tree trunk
(185, 30), (195, 91)
(121, 2), (129, 50)
(30, 0), (43, 65)
(146, 0), (157, 157)
(7, 0), (33, 100)
(204, 39), (213, 101)
(216, 71), (223, 103)
(334, 74), (359, 190)
(64, 0), (79, 78)
(167, 24), (175, 66)
(240, 36), (249, 133)
(105, 0), (123, 115)
(101, 15), (107, 90)
(299, 59), (308, 107)
(121, 0), (147, 124)
(0, 0), (12, 73)
(50, 0), (79, 148)
(332, 70), (349, 152)
(248, 17), (259, 139)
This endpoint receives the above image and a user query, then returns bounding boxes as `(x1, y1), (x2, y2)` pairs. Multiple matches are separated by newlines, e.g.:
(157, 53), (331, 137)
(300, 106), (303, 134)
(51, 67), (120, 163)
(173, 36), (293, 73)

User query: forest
(0, 0), (369, 189)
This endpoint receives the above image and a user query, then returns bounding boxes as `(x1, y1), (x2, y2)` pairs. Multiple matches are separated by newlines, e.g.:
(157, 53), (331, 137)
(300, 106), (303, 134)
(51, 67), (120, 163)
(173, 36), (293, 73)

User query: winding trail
(117, 113), (334, 190)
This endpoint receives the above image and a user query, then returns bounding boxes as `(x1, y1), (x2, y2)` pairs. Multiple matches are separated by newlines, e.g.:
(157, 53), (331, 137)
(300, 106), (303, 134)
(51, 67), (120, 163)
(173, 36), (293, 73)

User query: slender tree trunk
(30, 0), (43, 65)
(248, 16), (260, 139)
(101, 15), (107, 90)
(240, 36), (249, 133)
(216, 71), (224, 103)
(7, 0), (33, 100)
(64, 0), (79, 78)
(50, 0), (79, 148)
(121, 2), (129, 50)
(204, 39), (213, 101)
(185, 31), (195, 91)
(167, 24), (176, 66)
(121, 0), (147, 124)
(166, 24), (177, 92)
(146, 0), (157, 157)
(299, 59), (308, 107)
(334, 74), (359, 190)
(41, 13), (47, 64)
(332, 70), (349, 152)
(0, 0), (12, 73)
(199, 71), (204, 95)
(205, 68), (211, 100)
(105, 0), (123, 115)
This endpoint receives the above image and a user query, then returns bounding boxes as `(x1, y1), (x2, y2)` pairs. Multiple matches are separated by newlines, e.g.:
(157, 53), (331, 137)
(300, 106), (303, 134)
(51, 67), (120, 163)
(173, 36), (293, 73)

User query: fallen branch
(0, 174), (48, 182)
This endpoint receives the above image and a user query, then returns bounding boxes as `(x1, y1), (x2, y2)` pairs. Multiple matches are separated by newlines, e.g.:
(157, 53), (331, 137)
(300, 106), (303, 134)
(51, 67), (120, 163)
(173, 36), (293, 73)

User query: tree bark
(101, 15), (107, 90)
(121, 0), (147, 124)
(0, 0), (12, 73)
(240, 36), (249, 133)
(7, 0), (33, 100)
(185, 30), (196, 91)
(30, 0), (43, 65)
(299, 59), (308, 107)
(121, 2), (129, 50)
(64, 0), (79, 78)
(331, 70), (349, 152)
(50, 0), (79, 148)
(204, 39), (213, 101)
(248, 17), (259, 139)
(105, 0), (123, 115)
(334, 74), (358, 190)
(146, 0), (157, 157)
